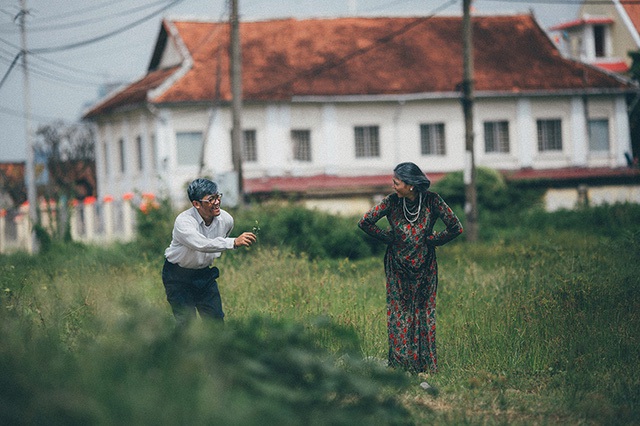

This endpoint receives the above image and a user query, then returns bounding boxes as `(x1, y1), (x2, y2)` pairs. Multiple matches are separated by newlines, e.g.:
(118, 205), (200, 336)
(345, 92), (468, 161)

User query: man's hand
(234, 232), (257, 248)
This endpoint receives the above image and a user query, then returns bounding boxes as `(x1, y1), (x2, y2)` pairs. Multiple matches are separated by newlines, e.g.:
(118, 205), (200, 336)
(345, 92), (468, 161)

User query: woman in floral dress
(358, 162), (463, 374)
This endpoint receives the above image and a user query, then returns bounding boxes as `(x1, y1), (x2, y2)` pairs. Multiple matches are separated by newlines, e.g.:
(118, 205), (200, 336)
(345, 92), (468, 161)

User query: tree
(35, 121), (95, 196)
(0, 163), (27, 209)
(34, 121), (96, 239)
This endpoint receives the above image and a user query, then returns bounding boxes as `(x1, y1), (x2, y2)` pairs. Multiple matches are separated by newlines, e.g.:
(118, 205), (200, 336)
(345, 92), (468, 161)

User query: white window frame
(354, 125), (380, 158)
(484, 121), (510, 154)
(136, 136), (144, 172)
(176, 131), (203, 166)
(588, 118), (610, 152)
(537, 119), (563, 152)
(420, 123), (446, 156)
(292, 129), (312, 162)
(243, 129), (258, 162)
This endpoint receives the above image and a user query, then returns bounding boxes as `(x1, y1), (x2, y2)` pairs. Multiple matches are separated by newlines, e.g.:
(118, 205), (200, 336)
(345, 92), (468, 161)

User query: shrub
(431, 167), (512, 211)
(134, 194), (175, 257)
(232, 204), (384, 260)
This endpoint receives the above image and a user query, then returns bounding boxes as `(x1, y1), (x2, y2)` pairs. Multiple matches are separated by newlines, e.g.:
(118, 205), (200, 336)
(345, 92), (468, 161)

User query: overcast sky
(0, 0), (581, 162)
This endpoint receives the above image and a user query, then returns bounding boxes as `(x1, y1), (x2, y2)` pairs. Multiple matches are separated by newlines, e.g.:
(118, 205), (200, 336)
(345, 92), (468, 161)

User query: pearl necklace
(403, 193), (422, 223)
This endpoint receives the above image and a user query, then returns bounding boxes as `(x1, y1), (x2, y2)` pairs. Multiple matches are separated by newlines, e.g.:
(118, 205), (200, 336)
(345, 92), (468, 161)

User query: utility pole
(229, 0), (244, 204)
(19, 0), (38, 253)
(462, 0), (478, 242)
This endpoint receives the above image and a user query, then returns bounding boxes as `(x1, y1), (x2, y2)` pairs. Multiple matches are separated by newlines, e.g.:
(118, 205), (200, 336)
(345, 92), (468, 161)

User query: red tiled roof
(245, 173), (444, 195)
(549, 17), (615, 31)
(595, 61), (630, 73)
(244, 168), (640, 195)
(622, 2), (640, 37)
(84, 15), (634, 118)
(84, 66), (180, 117)
(503, 167), (640, 183)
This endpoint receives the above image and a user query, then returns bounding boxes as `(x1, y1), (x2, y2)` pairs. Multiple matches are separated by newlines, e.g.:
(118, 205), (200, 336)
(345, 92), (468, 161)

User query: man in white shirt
(162, 178), (256, 327)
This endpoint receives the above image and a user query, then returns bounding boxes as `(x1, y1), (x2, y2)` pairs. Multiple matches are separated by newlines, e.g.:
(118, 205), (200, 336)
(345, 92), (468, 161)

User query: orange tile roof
(85, 66), (180, 117)
(595, 61), (630, 73)
(84, 15), (634, 118)
(244, 167), (640, 195)
(549, 17), (615, 31)
(245, 173), (445, 195)
(622, 2), (640, 38)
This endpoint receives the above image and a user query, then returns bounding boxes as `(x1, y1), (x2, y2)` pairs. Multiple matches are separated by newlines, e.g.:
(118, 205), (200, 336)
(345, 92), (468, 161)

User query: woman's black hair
(393, 162), (431, 192)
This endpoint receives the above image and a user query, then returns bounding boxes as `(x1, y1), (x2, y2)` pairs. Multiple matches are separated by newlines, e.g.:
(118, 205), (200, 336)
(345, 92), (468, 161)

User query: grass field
(1, 203), (639, 425)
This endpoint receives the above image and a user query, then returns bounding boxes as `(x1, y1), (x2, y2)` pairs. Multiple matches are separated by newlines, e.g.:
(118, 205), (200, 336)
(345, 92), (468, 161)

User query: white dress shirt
(164, 206), (235, 269)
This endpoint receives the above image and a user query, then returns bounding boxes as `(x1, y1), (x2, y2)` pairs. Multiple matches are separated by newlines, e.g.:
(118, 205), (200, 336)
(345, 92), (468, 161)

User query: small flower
(252, 220), (261, 235)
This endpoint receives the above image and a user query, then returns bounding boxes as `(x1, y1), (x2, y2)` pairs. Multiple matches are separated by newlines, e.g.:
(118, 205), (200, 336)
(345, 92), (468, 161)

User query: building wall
(93, 93), (632, 207)
(544, 184), (640, 211)
(578, 2), (639, 65)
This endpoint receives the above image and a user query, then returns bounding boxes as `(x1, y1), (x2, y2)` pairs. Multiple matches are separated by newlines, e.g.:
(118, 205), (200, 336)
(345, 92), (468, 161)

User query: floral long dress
(358, 191), (463, 373)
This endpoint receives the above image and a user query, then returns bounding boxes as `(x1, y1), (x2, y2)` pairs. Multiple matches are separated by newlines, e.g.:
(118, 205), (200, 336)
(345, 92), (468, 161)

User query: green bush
(232, 204), (384, 260)
(134, 195), (175, 258)
(431, 167), (547, 214)
(0, 307), (411, 425)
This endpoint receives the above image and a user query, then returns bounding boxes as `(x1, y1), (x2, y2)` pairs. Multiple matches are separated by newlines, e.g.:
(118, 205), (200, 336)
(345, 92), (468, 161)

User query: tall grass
(1, 203), (639, 424)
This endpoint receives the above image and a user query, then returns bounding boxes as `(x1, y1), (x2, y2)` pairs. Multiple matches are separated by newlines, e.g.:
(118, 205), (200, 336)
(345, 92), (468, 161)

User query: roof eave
(289, 88), (637, 104)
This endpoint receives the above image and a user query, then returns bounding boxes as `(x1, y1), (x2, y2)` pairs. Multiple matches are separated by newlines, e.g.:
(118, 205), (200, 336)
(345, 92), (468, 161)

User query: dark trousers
(162, 259), (224, 328)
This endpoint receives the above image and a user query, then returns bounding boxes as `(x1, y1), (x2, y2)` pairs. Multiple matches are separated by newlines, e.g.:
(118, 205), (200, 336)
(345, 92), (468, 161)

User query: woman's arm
(358, 195), (394, 244)
(426, 193), (463, 246)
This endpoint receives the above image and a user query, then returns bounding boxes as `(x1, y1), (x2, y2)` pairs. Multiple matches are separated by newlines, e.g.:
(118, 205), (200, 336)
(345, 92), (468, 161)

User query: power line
(15, 0), (177, 33)
(31, 0), (133, 23)
(0, 50), (20, 90)
(0, 46), (109, 87)
(486, 0), (640, 4)
(30, 0), (185, 54)
(0, 104), (63, 122)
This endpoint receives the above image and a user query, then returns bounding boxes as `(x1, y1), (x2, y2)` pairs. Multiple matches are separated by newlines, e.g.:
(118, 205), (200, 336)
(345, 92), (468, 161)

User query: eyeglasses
(199, 193), (223, 204)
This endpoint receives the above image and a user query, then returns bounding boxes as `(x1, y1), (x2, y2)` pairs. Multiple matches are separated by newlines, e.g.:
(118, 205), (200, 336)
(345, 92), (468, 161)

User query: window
(588, 119), (609, 152)
(176, 131), (203, 166)
(118, 138), (125, 173)
(150, 133), (156, 171)
(292, 129), (312, 162)
(243, 129), (257, 162)
(354, 126), (380, 158)
(103, 142), (109, 177)
(484, 121), (510, 153)
(537, 119), (563, 152)
(594, 25), (605, 58)
(420, 123), (446, 155)
(136, 136), (144, 171)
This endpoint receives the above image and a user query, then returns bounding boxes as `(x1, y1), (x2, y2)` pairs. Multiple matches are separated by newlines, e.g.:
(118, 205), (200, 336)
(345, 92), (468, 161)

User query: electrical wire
(0, 50), (20, 90)
(0, 104), (62, 122)
(30, 0), (185, 54)
(484, 0), (639, 3)
(19, 0), (179, 33)
(32, 0), (133, 23)
(0, 46), (110, 87)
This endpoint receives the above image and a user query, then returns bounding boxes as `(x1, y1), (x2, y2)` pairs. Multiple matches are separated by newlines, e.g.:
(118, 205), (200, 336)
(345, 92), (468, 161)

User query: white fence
(0, 193), (145, 254)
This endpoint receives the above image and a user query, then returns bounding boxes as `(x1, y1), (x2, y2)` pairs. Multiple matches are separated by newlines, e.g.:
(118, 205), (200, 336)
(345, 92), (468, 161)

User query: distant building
(549, 0), (640, 74)
(83, 14), (639, 213)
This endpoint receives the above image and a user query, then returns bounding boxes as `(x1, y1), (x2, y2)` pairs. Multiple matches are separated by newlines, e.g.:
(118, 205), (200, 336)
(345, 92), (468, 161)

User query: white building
(83, 14), (639, 213)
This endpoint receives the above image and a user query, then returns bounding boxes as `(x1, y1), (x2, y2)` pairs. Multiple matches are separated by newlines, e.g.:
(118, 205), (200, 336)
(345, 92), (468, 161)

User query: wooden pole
(19, 0), (38, 253)
(462, 0), (478, 242)
(230, 0), (244, 204)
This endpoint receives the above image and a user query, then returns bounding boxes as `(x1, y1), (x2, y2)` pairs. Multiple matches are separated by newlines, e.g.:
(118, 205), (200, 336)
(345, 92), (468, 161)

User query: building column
(265, 104), (290, 176)
(614, 95), (632, 167)
(321, 103), (338, 175)
(571, 96), (588, 166)
(516, 98), (534, 168)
